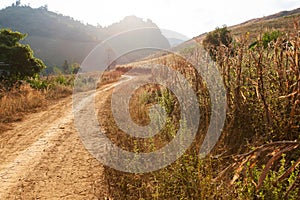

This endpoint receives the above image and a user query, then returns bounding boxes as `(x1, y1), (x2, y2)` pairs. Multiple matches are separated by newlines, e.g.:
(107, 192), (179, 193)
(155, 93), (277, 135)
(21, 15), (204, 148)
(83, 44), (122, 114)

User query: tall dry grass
(0, 84), (45, 124)
(0, 75), (74, 132)
(0, 70), (125, 132)
(100, 24), (300, 199)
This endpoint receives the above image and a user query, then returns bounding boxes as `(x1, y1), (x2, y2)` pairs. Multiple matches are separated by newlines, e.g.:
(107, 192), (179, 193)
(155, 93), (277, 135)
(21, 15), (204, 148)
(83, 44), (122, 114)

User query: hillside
(191, 7), (300, 43)
(0, 6), (169, 72)
(230, 7), (300, 39)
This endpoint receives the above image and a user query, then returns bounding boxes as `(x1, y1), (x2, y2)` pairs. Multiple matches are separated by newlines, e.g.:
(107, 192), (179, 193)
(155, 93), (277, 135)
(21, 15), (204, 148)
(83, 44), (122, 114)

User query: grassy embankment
(0, 70), (123, 132)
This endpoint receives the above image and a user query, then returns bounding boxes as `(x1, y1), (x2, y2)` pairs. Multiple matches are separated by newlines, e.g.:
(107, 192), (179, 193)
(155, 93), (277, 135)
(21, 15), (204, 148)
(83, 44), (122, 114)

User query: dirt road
(0, 80), (127, 199)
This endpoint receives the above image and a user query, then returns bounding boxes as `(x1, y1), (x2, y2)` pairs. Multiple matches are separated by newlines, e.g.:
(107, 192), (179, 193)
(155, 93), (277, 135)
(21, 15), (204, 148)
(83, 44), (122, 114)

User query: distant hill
(0, 6), (170, 72)
(230, 7), (300, 40)
(192, 7), (300, 44)
(161, 29), (190, 47)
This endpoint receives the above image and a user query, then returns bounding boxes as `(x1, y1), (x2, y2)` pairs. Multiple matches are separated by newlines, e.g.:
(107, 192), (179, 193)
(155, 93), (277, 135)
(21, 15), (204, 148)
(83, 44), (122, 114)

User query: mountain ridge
(0, 6), (169, 72)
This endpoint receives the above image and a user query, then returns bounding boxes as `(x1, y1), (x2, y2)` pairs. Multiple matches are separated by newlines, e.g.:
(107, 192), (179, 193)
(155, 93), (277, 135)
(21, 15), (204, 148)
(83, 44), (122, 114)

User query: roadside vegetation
(100, 23), (300, 199)
(0, 14), (299, 199)
(0, 29), (76, 131)
(0, 28), (127, 132)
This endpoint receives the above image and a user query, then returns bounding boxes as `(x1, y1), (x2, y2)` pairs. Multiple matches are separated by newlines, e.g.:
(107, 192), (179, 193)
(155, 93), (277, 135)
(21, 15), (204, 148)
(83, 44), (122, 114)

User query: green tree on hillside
(70, 63), (81, 74)
(62, 60), (69, 74)
(61, 60), (80, 74)
(0, 29), (46, 86)
(249, 30), (283, 49)
(203, 25), (233, 61)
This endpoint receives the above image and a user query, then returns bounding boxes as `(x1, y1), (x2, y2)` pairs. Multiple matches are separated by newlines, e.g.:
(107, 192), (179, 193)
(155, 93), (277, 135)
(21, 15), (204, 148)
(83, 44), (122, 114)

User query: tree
(71, 63), (81, 74)
(0, 29), (46, 85)
(54, 60), (80, 75)
(62, 60), (69, 74)
(249, 30), (283, 49)
(15, 0), (21, 7)
(39, 4), (48, 11)
(203, 25), (233, 61)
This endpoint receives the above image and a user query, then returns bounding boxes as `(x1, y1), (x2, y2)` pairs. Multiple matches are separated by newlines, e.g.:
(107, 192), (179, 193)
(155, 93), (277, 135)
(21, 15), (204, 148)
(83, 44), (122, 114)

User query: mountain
(161, 29), (190, 47)
(0, 6), (170, 72)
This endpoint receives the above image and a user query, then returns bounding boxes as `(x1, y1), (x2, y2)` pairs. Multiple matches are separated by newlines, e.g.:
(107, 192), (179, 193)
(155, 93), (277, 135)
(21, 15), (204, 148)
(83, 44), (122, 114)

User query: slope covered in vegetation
(0, 5), (169, 71)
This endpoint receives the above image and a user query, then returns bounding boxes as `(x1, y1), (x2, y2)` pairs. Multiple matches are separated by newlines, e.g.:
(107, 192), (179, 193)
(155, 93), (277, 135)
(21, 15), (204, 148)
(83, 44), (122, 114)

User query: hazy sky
(0, 0), (300, 38)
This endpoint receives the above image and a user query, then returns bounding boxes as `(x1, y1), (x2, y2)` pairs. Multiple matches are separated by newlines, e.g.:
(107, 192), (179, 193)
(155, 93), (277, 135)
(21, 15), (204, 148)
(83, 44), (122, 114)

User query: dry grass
(98, 70), (123, 87)
(0, 77), (73, 132)
(0, 84), (45, 124)
(0, 70), (123, 132)
(45, 84), (73, 100)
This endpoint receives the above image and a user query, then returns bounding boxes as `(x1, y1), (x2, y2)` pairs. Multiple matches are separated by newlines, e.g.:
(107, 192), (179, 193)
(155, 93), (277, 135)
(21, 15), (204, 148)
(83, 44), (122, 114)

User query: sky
(0, 0), (300, 38)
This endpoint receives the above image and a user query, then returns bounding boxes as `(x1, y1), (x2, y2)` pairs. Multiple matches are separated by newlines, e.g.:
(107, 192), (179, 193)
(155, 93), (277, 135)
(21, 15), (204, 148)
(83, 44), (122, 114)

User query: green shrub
(26, 74), (48, 90)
